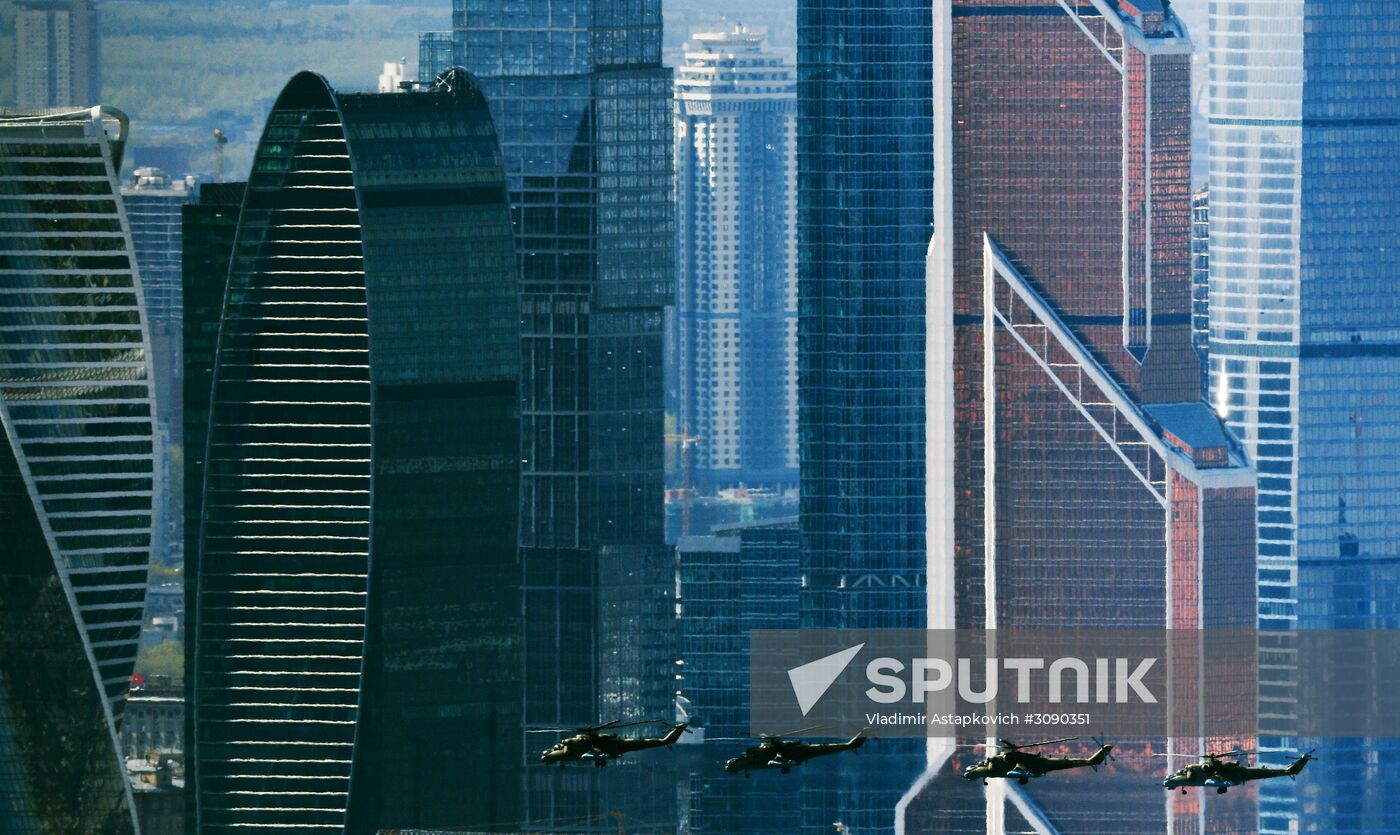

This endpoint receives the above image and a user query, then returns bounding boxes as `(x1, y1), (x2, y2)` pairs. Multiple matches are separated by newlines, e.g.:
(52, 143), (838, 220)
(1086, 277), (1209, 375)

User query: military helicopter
(537, 719), (690, 768)
(1160, 749), (1313, 794)
(719, 726), (870, 777)
(961, 737), (1114, 785)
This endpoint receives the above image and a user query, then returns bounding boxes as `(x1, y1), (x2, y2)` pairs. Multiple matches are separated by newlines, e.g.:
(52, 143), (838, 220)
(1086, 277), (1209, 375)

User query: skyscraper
(907, 0), (1258, 830)
(13, 0), (100, 112)
(795, 0), (933, 831)
(674, 25), (797, 493)
(1207, 3), (1400, 832)
(121, 167), (194, 568)
(187, 70), (524, 833)
(181, 178), (245, 835)
(676, 517), (800, 835)
(452, 3), (677, 829)
(0, 106), (155, 834)
(418, 31), (454, 83)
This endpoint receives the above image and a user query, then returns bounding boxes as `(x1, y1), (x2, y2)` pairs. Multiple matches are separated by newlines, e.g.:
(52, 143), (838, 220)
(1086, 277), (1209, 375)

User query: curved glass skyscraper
(0, 107), (154, 835)
(189, 70), (523, 833)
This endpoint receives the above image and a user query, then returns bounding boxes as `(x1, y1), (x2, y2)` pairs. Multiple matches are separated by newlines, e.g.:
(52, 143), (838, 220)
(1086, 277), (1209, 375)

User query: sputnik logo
(787, 643), (864, 716)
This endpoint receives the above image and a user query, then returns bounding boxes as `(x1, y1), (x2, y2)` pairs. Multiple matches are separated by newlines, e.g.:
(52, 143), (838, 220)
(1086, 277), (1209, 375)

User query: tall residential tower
(673, 25), (797, 493)
(13, 0), (100, 112)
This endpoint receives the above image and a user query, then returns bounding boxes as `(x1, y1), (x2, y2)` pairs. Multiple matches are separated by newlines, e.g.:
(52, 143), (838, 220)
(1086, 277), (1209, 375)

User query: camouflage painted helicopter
(961, 737), (1114, 785)
(538, 720), (689, 768)
(720, 726), (870, 777)
(1160, 749), (1313, 794)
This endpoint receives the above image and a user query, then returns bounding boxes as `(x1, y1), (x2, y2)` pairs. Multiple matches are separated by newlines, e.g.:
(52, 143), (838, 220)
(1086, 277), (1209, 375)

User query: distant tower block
(674, 25), (798, 493)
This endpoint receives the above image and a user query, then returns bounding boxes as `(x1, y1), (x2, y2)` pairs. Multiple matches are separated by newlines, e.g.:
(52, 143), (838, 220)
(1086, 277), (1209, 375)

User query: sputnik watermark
(787, 643), (1156, 716)
(863, 656), (1157, 706)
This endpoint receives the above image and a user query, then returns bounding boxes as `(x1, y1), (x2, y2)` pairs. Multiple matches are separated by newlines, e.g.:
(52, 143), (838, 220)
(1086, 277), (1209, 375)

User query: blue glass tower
(796, 1), (932, 832)
(1208, 2), (1400, 832)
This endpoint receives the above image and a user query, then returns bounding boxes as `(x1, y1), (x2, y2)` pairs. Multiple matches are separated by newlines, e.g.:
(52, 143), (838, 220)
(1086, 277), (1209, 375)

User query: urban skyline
(2, 1), (1398, 834)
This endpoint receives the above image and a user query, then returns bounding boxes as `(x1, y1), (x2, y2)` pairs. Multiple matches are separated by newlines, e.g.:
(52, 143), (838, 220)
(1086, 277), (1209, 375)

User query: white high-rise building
(673, 25), (797, 492)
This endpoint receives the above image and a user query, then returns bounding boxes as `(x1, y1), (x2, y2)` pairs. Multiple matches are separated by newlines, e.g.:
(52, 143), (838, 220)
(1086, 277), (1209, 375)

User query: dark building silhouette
(187, 70), (523, 833)
(452, 2), (677, 829)
(677, 518), (800, 834)
(0, 107), (155, 834)
(181, 178), (245, 835)
(795, 0), (933, 831)
(907, 1), (1259, 832)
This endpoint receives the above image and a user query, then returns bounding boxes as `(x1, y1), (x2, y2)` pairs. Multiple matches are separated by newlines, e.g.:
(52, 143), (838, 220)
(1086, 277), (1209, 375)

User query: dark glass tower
(677, 518), (800, 834)
(0, 107), (154, 835)
(795, 1), (933, 832)
(188, 70), (523, 833)
(181, 178), (244, 835)
(452, 3), (676, 830)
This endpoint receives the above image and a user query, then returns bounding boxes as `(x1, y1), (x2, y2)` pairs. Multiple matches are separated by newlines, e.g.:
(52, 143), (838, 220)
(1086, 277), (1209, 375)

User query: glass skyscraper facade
(1208, 2), (1400, 832)
(188, 70), (524, 833)
(121, 168), (193, 571)
(0, 107), (155, 834)
(905, 1), (1258, 830)
(676, 518), (800, 835)
(418, 31), (454, 84)
(452, 3), (677, 830)
(673, 26), (798, 492)
(796, 1), (932, 832)
(181, 178), (244, 835)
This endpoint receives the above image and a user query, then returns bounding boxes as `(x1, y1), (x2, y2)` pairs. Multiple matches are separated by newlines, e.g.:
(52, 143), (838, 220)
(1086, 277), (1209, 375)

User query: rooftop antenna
(212, 128), (228, 183)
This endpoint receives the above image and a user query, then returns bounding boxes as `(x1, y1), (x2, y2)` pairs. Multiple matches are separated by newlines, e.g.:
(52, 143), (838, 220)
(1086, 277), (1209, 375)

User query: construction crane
(664, 426), (701, 536)
(212, 128), (228, 182)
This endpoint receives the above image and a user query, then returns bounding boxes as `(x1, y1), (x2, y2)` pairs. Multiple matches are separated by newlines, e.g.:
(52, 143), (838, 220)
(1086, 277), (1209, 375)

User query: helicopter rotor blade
(761, 724), (828, 739)
(1010, 736), (1079, 750)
